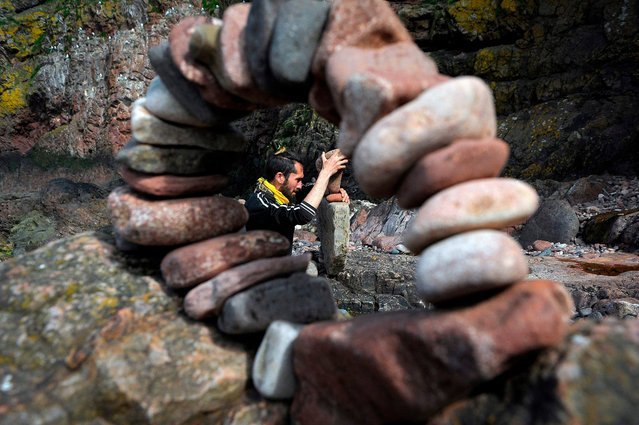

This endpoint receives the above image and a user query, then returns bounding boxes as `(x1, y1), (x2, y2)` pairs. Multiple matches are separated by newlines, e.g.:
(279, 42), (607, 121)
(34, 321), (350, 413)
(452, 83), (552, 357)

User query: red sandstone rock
(396, 138), (510, 209)
(119, 166), (229, 197)
(311, 0), (412, 78)
(108, 186), (247, 246)
(170, 16), (218, 86)
(184, 253), (311, 319)
(325, 193), (343, 203)
(161, 230), (290, 289)
(532, 240), (553, 251)
(291, 280), (574, 425)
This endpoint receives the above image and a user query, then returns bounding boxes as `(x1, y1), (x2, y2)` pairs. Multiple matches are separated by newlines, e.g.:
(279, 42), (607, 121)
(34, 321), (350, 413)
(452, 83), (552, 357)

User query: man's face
(281, 162), (304, 200)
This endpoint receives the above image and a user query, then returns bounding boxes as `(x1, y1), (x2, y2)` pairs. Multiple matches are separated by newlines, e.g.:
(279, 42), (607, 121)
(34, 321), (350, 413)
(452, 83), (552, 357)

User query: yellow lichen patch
(0, 0), (14, 12)
(448, 0), (498, 36)
(0, 10), (54, 59)
(0, 63), (33, 116)
(500, 0), (518, 13)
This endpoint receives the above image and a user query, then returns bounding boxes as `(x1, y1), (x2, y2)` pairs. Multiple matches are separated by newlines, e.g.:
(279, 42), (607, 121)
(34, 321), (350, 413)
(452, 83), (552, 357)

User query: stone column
(317, 200), (350, 276)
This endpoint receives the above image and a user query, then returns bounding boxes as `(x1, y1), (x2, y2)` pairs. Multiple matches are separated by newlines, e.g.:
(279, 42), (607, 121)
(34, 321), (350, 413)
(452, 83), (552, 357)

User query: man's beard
(280, 186), (296, 202)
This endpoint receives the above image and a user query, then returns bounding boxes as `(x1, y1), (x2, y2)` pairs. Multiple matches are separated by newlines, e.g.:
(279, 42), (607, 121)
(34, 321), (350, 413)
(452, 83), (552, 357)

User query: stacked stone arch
(107, 0), (574, 423)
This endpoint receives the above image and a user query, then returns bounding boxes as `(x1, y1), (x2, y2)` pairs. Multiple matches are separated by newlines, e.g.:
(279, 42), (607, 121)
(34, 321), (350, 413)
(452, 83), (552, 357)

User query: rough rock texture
(518, 199), (580, 247)
(350, 197), (414, 247)
(0, 232), (270, 424)
(427, 319), (639, 425)
(291, 280), (574, 425)
(317, 200), (350, 276)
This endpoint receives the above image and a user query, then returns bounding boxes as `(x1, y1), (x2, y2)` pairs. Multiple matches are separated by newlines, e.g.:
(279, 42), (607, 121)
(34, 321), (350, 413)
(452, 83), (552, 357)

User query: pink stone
(184, 253), (311, 319)
(212, 4), (283, 106)
(161, 230), (290, 289)
(119, 167), (229, 197)
(532, 240), (553, 251)
(291, 280), (574, 424)
(396, 138), (510, 209)
(108, 186), (247, 246)
(416, 230), (529, 303)
(352, 76), (497, 198)
(403, 178), (539, 253)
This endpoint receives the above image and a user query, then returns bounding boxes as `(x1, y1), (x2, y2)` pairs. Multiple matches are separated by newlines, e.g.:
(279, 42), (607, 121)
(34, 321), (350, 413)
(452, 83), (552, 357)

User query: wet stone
(131, 99), (247, 151)
(184, 253), (311, 320)
(161, 231), (290, 289)
(403, 178), (539, 253)
(252, 321), (304, 399)
(269, 0), (330, 89)
(396, 138), (510, 209)
(145, 76), (209, 127)
(352, 76), (497, 198)
(217, 272), (337, 334)
(108, 186), (248, 246)
(416, 230), (529, 304)
(115, 139), (244, 176)
(119, 167), (229, 198)
(148, 43), (231, 126)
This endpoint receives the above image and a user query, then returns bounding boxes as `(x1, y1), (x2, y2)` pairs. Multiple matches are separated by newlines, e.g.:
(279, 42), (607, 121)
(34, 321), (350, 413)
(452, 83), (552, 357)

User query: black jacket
(245, 190), (316, 250)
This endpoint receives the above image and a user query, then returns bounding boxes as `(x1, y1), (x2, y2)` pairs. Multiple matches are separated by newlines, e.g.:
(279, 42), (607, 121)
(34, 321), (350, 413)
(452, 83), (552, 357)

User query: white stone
(416, 229), (528, 303)
(252, 321), (304, 399)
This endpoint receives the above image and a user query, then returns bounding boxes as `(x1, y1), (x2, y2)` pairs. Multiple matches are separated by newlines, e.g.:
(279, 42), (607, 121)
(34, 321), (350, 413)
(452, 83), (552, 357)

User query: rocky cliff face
(0, 0), (637, 193)
(391, 0), (638, 179)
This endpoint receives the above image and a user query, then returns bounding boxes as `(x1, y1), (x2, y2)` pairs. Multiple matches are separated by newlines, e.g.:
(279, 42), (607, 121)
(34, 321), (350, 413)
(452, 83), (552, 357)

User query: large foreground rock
(0, 232), (280, 424)
(292, 280), (573, 424)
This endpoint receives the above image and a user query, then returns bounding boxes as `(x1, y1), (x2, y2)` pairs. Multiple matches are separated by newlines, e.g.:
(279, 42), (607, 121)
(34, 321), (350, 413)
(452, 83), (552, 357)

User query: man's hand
(319, 151), (348, 178)
(339, 188), (350, 204)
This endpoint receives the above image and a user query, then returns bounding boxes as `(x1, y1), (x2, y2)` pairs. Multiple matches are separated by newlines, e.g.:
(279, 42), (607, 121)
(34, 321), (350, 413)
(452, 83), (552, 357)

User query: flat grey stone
(252, 321), (304, 399)
(217, 272), (337, 334)
(131, 98), (247, 151)
(244, 0), (303, 100)
(145, 76), (210, 127)
(270, 0), (329, 88)
(115, 139), (244, 175)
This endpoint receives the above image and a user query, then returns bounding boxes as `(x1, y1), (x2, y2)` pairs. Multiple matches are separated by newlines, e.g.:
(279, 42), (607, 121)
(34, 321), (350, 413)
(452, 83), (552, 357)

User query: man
(245, 150), (349, 251)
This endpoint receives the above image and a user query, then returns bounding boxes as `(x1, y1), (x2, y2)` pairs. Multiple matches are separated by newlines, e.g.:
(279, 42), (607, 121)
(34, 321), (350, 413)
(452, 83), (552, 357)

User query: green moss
(0, 62), (33, 116)
(0, 238), (13, 261)
(26, 143), (103, 171)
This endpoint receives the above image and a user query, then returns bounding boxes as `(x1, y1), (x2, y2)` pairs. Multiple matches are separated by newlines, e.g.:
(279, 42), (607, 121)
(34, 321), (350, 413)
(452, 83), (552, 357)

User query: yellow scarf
(257, 177), (289, 205)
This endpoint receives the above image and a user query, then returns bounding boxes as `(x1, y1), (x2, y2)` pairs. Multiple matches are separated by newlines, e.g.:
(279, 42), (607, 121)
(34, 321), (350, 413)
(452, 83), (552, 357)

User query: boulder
(518, 199), (580, 247)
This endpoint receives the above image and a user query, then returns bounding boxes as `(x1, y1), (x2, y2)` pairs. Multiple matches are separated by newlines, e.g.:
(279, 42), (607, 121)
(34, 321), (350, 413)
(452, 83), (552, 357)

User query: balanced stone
(396, 138), (510, 209)
(171, 16), (255, 112)
(352, 76), (497, 198)
(310, 0), (412, 78)
(269, 0), (330, 89)
(184, 253), (311, 320)
(115, 139), (244, 175)
(108, 186), (248, 246)
(148, 43), (231, 126)
(210, 4), (282, 106)
(161, 231), (290, 289)
(217, 272), (337, 334)
(131, 98), (247, 151)
(253, 321), (304, 399)
(119, 166), (229, 198)
(291, 280), (574, 425)
(315, 149), (343, 194)
(416, 230), (528, 303)
(403, 178), (539, 253)
(244, 0), (300, 99)
(308, 79), (341, 124)
(145, 76), (209, 127)
(327, 43), (444, 156)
